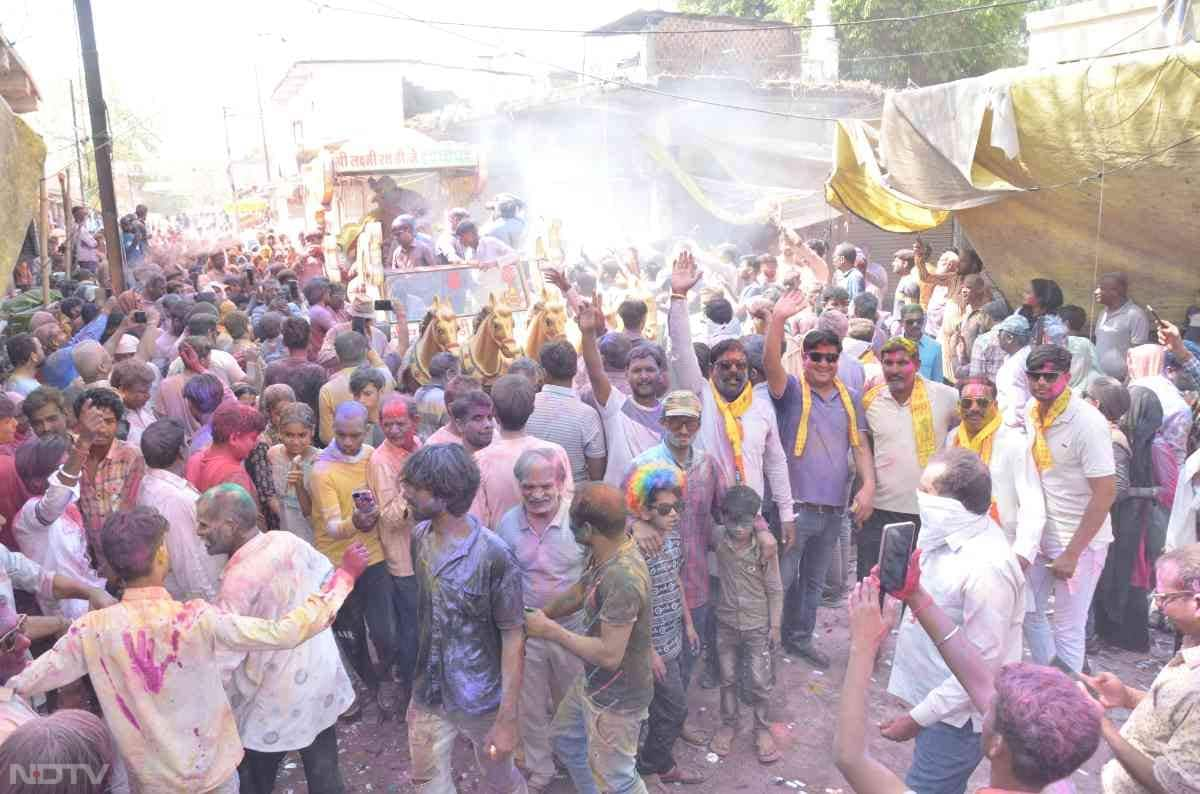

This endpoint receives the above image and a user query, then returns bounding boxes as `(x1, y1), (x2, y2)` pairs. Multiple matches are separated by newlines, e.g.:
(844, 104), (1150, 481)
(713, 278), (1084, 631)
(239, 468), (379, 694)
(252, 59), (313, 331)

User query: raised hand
(670, 250), (701, 295)
(775, 289), (809, 320)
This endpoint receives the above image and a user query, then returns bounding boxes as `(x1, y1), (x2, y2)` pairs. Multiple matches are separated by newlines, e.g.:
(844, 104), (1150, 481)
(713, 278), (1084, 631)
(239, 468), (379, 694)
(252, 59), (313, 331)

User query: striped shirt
(525, 385), (606, 485)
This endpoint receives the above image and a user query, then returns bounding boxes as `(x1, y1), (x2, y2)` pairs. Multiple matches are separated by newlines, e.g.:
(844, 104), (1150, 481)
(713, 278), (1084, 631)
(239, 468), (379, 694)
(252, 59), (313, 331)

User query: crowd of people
(0, 202), (1195, 794)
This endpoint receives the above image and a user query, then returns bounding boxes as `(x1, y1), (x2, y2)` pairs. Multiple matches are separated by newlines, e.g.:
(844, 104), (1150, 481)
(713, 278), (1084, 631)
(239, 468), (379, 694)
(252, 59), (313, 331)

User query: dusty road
(278, 604), (1173, 793)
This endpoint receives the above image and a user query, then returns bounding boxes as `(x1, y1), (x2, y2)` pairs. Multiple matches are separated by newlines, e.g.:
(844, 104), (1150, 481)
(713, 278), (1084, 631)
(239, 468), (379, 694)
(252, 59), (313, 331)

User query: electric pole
(253, 63), (272, 184)
(222, 106), (239, 230)
(69, 80), (87, 207)
(74, 0), (124, 293)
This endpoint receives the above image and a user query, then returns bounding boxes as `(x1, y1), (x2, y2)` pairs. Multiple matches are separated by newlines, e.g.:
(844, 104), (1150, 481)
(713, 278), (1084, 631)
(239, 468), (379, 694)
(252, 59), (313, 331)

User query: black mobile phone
(1048, 656), (1101, 701)
(374, 299), (393, 312)
(878, 521), (918, 604)
(245, 268), (255, 284)
(132, 310), (147, 324)
(1146, 304), (1165, 327)
(289, 281), (300, 301)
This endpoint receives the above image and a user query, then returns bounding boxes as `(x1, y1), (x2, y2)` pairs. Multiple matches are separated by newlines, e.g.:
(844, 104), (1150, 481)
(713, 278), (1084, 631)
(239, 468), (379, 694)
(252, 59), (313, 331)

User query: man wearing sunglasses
(1081, 543), (1200, 794)
(1021, 344), (1116, 673)
(948, 377), (1045, 572)
(667, 252), (795, 550)
(765, 290), (875, 668)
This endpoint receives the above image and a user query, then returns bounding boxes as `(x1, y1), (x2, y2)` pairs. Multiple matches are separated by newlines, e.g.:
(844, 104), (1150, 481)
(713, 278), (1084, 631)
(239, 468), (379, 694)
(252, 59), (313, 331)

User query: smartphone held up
(877, 522), (917, 605)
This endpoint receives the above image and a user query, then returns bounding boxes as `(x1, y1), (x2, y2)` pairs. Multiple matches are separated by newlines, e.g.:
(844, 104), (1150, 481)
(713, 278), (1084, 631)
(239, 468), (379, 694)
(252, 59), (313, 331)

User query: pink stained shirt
(6, 578), (354, 793)
(468, 435), (574, 530)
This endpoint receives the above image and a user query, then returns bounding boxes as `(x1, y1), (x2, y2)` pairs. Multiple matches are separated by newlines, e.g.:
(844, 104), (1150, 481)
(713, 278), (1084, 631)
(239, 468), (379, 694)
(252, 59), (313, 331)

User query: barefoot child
(711, 485), (784, 764)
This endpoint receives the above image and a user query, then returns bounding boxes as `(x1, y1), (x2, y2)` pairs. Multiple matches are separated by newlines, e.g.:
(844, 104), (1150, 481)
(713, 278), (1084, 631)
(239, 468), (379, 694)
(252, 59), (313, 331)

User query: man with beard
(196, 484), (354, 794)
(765, 291), (875, 668)
(525, 483), (653, 794)
(578, 294), (668, 486)
(4, 333), (44, 396)
(947, 377), (1044, 571)
(402, 444), (527, 794)
(860, 337), (959, 580)
(666, 251), (795, 548)
(1021, 344), (1115, 672)
(496, 448), (584, 793)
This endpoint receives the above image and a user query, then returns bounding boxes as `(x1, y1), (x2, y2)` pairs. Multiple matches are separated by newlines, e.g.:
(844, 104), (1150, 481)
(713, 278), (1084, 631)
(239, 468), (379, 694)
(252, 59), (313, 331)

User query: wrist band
(670, 293), (687, 301)
(934, 625), (961, 648)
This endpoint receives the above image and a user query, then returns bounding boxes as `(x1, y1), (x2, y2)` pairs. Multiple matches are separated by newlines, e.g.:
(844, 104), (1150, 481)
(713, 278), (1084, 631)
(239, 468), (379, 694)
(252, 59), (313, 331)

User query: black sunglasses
(959, 397), (993, 409)
(0, 614), (27, 653)
(653, 502), (682, 516)
(806, 352), (839, 364)
(1025, 370), (1064, 382)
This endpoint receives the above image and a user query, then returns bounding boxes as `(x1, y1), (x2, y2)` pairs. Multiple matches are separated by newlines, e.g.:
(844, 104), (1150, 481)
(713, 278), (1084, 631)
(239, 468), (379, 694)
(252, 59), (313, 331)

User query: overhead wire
(306, 0), (1042, 35)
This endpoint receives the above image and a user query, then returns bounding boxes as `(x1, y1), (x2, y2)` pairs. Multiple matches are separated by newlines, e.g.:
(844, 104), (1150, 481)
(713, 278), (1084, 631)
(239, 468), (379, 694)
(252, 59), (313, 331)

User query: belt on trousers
(795, 501), (844, 515)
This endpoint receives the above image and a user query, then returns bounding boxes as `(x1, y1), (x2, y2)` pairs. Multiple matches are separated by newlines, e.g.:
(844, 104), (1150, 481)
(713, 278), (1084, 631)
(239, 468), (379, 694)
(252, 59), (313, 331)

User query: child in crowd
(350, 366), (386, 447)
(267, 402), (319, 544)
(710, 485), (784, 764)
(626, 462), (704, 785)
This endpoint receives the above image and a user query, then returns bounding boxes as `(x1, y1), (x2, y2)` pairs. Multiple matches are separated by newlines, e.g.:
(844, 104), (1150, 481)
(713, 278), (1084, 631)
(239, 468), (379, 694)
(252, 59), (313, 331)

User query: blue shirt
(918, 334), (944, 384)
(38, 312), (109, 388)
(771, 375), (867, 507)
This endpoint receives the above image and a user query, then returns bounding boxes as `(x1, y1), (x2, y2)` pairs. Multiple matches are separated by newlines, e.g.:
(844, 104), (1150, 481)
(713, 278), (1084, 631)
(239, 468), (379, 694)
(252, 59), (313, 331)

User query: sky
(10, 0), (672, 174)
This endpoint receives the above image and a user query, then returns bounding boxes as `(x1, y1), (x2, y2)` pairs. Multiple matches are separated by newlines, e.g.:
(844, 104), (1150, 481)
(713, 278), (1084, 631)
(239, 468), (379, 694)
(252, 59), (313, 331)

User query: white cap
(116, 334), (139, 355)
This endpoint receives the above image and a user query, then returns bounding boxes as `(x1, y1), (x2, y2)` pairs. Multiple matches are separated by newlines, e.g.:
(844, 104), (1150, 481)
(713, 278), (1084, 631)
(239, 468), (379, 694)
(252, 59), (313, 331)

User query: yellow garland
(794, 376), (861, 457)
(859, 348), (879, 366)
(1032, 387), (1072, 472)
(710, 379), (753, 484)
(952, 408), (1001, 466)
(863, 376), (937, 467)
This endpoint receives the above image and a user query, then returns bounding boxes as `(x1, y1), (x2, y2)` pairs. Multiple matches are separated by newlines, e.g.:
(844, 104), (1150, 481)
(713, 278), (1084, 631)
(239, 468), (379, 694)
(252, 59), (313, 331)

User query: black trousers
(636, 655), (688, 775)
(238, 723), (343, 794)
(855, 509), (920, 582)
(332, 562), (418, 688)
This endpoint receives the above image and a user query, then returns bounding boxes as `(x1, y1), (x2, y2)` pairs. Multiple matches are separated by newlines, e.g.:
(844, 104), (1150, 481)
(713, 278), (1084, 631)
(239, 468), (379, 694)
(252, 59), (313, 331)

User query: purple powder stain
(122, 630), (178, 694)
(99, 657), (142, 732)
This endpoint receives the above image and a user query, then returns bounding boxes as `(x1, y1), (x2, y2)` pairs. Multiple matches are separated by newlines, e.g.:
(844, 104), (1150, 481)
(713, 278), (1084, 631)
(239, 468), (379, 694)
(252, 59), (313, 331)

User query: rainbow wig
(625, 462), (686, 513)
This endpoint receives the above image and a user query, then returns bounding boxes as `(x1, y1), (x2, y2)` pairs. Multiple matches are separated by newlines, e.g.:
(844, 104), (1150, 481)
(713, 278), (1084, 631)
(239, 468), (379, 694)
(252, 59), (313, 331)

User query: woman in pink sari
(1128, 343), (1192, 510)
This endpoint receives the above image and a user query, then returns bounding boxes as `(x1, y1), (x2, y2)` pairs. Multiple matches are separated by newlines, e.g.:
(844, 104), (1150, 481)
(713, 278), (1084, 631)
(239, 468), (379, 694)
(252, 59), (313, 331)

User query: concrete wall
(1026, 0), (1188, 65)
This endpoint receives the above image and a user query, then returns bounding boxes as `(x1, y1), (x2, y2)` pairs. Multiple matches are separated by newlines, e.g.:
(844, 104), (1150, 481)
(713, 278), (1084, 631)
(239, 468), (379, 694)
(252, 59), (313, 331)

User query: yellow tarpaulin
(826, 43), (1200, 316)
(0, 100), (47, 295)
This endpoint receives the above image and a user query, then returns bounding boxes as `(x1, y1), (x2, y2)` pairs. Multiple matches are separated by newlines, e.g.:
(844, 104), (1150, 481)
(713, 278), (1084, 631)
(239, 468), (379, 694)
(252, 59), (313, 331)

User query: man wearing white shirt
(1021, 344), (1116, 672)
(136, 418), (224, 601)
(197, 483), (354, 794)
(947, 377), (1045, 566)
(883, 447), (1025, 794)
(667, 252), (795, 545)
(71, 206), (100, 271)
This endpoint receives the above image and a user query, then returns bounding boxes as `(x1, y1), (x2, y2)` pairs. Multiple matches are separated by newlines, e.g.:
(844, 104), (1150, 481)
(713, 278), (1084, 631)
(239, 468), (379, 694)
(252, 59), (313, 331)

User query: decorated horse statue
(524, 288), (569, 361)
(462, 293), (520, 389)
(405, 296), (461, 387)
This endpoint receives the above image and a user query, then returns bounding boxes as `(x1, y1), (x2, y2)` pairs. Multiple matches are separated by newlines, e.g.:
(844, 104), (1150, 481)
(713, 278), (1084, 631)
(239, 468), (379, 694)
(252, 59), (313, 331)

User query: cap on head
(662, 390), (701, 419)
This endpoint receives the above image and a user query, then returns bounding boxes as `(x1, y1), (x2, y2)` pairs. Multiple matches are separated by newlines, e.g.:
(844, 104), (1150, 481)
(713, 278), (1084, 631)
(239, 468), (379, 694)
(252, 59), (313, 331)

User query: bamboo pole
(60, 171), (74, 279)
(39, 177), (50, 307)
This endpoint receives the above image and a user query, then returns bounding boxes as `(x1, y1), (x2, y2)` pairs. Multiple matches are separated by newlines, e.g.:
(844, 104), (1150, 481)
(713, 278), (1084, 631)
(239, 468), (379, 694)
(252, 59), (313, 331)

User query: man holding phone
(1094, 272), (1152, 380)
(883, 447), (1025, 794)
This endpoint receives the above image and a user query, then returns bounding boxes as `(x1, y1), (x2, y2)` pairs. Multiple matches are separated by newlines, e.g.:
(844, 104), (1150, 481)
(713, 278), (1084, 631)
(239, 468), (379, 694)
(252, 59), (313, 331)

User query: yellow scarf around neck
(953, 408), (1001, 466)
(864, 376), (938, 467)
(794, 376), (861, 457)
(710, 379), (753, 484)
(1032, 387), (1072, 472)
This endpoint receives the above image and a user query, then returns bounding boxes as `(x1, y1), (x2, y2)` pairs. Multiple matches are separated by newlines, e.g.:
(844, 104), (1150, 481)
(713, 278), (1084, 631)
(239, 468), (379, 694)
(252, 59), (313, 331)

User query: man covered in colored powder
(5, 505), (370, 794)
(401, 443), (528, 794)
(197, 483), (355, 794)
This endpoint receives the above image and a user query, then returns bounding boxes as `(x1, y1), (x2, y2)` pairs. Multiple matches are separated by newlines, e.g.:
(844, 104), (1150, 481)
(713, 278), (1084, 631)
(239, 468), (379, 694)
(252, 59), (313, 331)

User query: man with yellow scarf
(948, 376), (1045, 569)
(765, 290), (876, 668)
(1020, 344), (1116, 673)
(667, 252), (795, 549)
(861, 336), (960, 581)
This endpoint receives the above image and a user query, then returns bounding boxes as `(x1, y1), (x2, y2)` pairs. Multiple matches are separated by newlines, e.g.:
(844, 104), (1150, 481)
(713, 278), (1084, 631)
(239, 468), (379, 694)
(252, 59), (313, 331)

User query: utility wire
(306, 0), (1040, 35)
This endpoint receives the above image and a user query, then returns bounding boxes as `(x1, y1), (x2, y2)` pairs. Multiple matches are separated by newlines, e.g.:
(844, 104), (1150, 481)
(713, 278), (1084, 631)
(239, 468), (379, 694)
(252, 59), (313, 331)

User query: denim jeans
(551, 678), (648, 794)
(637, 655), (688, 776)
(905, 720), (984, 794)
(1025, 544), (1109, 671)
(407, 702), (528, 794)
(781, 506), (842, 644)
(239, 723), (344, 794)
(520, 636), (583, 788)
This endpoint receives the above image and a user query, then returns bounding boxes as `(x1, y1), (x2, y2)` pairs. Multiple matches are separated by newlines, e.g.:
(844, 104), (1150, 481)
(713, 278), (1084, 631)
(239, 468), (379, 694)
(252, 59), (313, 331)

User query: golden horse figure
(406, 296), (461, 387)
(462, 293), (520, 388)
(524, 288), (569, 361)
